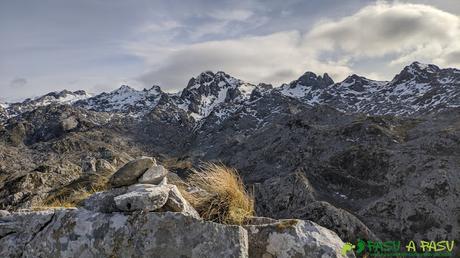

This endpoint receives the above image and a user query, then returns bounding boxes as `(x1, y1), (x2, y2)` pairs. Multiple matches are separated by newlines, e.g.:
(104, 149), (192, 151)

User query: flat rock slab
(1, 209), (248, 258)
(114, 185), (169, 211)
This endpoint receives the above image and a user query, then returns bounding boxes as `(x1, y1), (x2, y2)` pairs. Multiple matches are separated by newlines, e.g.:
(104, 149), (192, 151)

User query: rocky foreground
(0, 157), (353, 258)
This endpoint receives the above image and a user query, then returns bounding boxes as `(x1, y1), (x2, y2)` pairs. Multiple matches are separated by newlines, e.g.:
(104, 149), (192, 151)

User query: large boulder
(0, 209), (248, 258)
(244, 219), (355, 258)
(109, 157), (155, 187)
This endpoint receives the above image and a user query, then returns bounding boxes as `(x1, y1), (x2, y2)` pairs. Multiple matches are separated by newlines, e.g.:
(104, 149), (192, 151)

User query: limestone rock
(138, 165), (168, 184)
(244, 219), (355, 258)
(163, 185), (200, 219)
(114, 184), (169, 211)
(0, 209), (249, 258)
(109, 157), (155, 187)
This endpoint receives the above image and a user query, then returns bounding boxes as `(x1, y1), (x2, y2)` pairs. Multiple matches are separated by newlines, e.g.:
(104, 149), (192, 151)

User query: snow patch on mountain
(28, 90), (91, 107)
(76, 85), (163, 116)
(176, 71), (256, 121)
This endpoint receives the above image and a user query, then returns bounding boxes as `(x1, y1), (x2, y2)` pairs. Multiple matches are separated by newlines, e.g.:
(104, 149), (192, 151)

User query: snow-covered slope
(75, 85), (164, 116)
(278, 72), (334, 104)
(1, 90), (91, 121)
(174, 71), (256, 121)
(278, 62), (460, 115)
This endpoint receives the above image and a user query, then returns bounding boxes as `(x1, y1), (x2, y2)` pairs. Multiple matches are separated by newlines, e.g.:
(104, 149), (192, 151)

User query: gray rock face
(0, 209), (249, 258)
(0, 210), (56, 257)
(298, 201), (378, 242)
(254, 173), (377, 242)
(114, 184), (169, 212)
(254, 173), (316, 219)
(244, 219), (355, 258)
(109, 157), (155, 187)
(138, 165), (168, 184)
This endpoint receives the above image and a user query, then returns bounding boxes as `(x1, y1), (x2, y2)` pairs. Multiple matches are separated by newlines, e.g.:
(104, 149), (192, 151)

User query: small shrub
(185, 163), (254, 225)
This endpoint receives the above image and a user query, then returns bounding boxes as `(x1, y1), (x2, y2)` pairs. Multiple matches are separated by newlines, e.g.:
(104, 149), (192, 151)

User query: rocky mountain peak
(339, 74), (374, 92)
(391, 61), (441, 84)
(409, 61), (440, 72)
(112, 85), (137, 94)
(293, 71), (334, 89)
(178, 71), (256, 120)
(147, 85), (162, 93)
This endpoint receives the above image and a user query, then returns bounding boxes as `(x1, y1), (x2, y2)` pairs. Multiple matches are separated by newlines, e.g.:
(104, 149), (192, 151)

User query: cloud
(306, 2), (460, 67)
(128, 2), (460, 90)
(208, 9), (254, 21)
(130, 31), (351, 90)
(10, 78), (27, 88)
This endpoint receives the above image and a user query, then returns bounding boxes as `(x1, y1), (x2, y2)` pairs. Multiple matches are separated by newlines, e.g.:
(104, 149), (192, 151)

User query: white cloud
(10, 78), (28, 88)
(306, 2), (460, 67)
(128, 31), (351, 90)
(127, 2), (460, 90)
(138, 20), (183, 33)
(209, 9), (254, 21)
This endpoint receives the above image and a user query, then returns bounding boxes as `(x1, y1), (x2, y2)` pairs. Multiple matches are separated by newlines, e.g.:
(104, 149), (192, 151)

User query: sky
(1, 0), (460, 101)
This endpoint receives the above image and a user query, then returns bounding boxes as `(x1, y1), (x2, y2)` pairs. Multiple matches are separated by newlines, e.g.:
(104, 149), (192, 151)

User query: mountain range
(1, 62), (459, 124)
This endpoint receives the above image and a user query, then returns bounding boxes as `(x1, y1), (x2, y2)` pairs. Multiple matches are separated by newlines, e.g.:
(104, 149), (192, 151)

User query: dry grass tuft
(185, 163), (254, 225)
(40, 173), (110, 209)
(37, 186), (101, 209)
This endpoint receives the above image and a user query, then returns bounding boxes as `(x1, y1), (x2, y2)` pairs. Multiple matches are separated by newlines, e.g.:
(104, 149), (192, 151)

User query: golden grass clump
(35, 186), (101, 210)
(185, 163), (254, 225)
